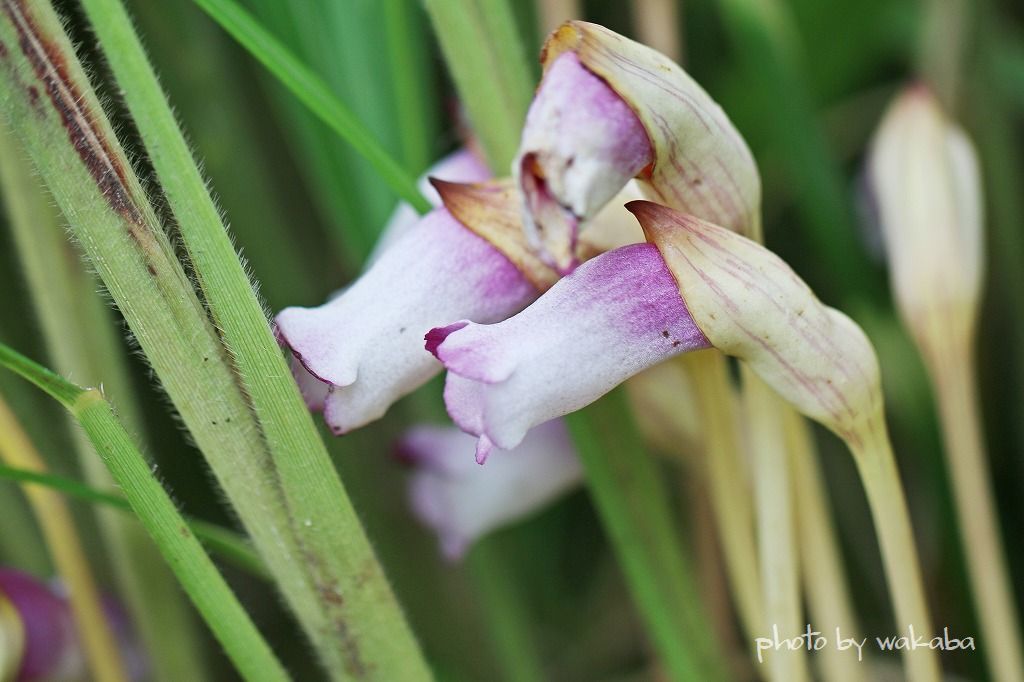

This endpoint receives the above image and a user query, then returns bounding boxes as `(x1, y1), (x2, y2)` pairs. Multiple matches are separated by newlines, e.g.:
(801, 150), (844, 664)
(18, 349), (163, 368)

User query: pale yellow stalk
(744, 371), (807, 682)
(536, 0), (581, 35)
(0, 396), (127, 682)
(682, 352), (764, 644)
(928, 339), (1024, 682)
(631, 0), (683, 63)
(785, 407), (864, 682)
(847, 409), (938, 682)
(636, 203), (941, 682)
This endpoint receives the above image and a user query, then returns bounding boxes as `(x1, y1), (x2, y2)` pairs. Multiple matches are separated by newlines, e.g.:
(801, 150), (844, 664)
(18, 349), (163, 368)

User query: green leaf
(191, 0), (430, 215)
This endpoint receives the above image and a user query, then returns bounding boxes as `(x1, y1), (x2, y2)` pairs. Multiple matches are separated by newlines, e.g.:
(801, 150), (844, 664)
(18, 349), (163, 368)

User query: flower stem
(0, 462), (268, 580)
(743, 371), (808, 682)
(567, 388), (727, 681)
(848, 412), (940, 682)
(928, 339), (1024, 682)
(0, 395), (129, 682)
(784, 407), (864, 682)
(681, 353), (764, 644)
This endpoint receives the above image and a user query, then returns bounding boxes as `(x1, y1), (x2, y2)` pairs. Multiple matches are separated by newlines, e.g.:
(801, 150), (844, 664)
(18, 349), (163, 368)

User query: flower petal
(368, 148), (490, 265)
(630, 201), (882, 441)
(277, 208), (536, 434)
(400, 420), (582, 560)
(429, 243), (710, 453)
(516, 52), (653, 272)
(516, 20), (761, 270)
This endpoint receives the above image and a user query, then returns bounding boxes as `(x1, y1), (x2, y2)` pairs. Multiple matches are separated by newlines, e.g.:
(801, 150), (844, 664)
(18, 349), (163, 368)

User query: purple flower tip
(425, 321), (469, 358)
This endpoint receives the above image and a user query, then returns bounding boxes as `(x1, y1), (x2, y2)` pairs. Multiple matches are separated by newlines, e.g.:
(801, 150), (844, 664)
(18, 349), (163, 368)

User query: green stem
(0, 343), (288, 681)
(0, 1), (426, 677)
(0, 462), (268, 580)
(0, 123), (206, 682)
(566, 389), (726, 681)
(423, 0), (535, 171)
(468, 542), (546, 682)
(190, 0), (430, 214)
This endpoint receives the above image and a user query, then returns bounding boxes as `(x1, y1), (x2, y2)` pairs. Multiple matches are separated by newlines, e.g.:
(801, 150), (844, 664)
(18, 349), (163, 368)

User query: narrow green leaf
(0, 343), (287, 681)
(190, 0), (430, 214)
(423, 0), (536, 171)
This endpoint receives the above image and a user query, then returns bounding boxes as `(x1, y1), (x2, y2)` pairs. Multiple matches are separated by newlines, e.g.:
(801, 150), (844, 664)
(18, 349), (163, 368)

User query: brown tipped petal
(631, 201), (883, 441)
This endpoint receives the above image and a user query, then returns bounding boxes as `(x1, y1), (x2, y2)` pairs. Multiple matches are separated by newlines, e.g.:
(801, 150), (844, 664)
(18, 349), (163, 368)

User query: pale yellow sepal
(630, 201), (883, 444)
(543, 21), (762, 240)
(868, 85), (983, 361)
(434, 178), (645, 288)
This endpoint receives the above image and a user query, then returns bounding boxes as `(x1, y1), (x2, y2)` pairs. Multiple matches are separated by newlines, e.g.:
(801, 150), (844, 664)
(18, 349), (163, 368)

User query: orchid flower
(274, 150), (533, 433)
(515, 21), (761, 271)
(0, 568), (145, 682)
(430, 202), (880, 456)
(398, 419), (582, 560)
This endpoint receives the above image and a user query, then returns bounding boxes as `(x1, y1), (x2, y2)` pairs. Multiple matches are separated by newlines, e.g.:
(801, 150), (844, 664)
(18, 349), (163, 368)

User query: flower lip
(276, 207), (537, 435)
(430, 241), (710, 456)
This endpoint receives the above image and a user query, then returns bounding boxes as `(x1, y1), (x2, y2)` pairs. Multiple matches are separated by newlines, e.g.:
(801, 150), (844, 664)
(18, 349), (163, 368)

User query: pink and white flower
(427, 242), (710, 461)
(277, 208), (536, 434)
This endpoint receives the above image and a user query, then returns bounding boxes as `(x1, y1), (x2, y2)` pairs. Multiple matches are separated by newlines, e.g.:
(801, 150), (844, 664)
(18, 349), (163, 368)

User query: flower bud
(867, 85), (983, 360)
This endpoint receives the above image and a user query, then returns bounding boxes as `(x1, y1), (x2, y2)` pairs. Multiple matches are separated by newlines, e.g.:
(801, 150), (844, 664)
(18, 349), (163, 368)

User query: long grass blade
(77, 0), (430, 675)
(0, 343), (288, 681)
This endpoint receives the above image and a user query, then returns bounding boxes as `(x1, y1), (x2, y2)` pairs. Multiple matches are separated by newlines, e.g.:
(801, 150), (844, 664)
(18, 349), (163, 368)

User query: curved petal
(400, 420), (582, 560)
(429, 243), (709, 456)
(516, 21), (761, 270)
(516, 52), (653, 272)
(277, 209), (537, 434)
